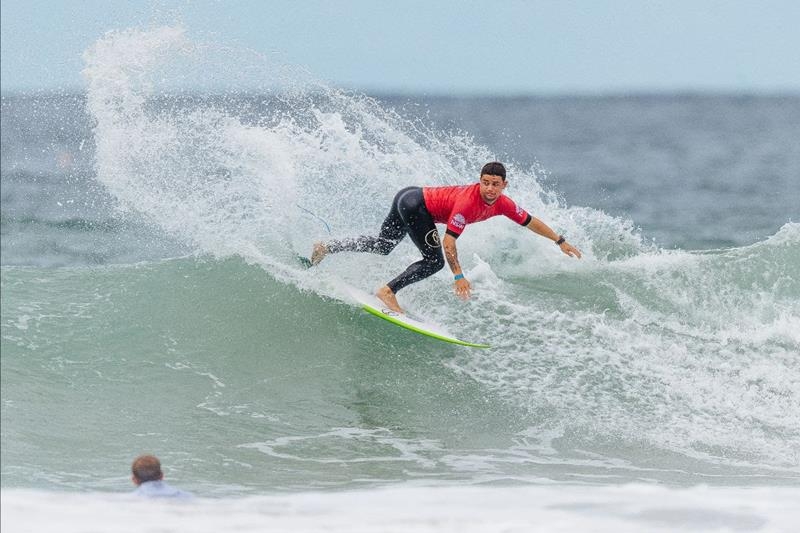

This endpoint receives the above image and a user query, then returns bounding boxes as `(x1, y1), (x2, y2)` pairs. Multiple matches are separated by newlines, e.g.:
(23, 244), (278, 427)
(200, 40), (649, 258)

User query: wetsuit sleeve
(445, 217), (465, 238)
(500, 196), (532, 226)
(444, 200), (470, 238)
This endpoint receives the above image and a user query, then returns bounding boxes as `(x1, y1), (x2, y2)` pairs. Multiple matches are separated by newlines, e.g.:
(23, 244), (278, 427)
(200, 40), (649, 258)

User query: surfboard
(296, 253), (489, 348)
(345, 286), (490, 349)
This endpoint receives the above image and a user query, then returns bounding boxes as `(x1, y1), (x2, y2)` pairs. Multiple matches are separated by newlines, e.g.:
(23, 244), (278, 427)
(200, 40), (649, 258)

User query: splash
(82, 26), (642, 269)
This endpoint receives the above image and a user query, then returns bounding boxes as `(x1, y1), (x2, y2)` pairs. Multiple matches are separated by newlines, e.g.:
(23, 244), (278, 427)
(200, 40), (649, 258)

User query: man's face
(479, 174), (506, 204)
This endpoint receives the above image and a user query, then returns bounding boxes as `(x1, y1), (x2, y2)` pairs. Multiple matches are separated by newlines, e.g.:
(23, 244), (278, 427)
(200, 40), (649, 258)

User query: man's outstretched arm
(526, 217), (582, 258)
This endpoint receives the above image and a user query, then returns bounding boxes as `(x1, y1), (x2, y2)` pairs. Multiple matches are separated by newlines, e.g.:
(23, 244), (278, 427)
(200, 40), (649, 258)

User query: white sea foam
(3, 485), (799, 533)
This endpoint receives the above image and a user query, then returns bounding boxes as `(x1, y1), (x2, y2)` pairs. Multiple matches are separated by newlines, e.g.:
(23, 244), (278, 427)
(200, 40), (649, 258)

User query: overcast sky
(2, 0), (799, 94)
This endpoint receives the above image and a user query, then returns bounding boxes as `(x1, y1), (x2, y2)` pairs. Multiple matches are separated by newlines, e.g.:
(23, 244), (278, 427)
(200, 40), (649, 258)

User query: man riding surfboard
(311, 162), (581, 313)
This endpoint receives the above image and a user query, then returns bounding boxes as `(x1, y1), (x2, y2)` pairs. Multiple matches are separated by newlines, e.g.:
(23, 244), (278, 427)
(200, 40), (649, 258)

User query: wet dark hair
(480, 161), (506, 180)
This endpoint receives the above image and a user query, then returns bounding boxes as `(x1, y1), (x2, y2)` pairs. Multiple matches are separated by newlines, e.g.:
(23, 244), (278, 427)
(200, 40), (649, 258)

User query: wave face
(2, 26), (799, 494)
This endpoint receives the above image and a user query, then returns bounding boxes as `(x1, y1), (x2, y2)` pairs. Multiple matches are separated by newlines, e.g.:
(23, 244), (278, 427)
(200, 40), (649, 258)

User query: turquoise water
(4, 240), (799, 494)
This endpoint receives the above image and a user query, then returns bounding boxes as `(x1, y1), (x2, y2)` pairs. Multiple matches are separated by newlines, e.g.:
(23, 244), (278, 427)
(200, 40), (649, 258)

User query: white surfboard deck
(344, 286), (490, 349)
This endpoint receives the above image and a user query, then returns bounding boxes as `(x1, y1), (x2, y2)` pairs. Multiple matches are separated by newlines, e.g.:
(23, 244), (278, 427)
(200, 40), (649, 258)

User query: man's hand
(559, 241), (582, 259)
(526, 218), (583, 259)
(454, 277), (472, 300)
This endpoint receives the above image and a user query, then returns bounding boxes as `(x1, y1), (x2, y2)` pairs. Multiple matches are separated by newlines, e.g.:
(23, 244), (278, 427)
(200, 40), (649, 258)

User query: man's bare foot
(310, 242), (328, 265)
(376, 285), (404, 314)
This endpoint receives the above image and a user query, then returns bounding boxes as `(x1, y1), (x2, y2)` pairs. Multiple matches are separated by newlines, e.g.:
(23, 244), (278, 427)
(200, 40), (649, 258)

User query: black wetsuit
(326, 187), (445, 293)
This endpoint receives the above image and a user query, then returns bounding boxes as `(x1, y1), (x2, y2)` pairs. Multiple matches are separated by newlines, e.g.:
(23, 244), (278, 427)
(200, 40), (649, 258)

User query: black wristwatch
(555, 236), (565, 245)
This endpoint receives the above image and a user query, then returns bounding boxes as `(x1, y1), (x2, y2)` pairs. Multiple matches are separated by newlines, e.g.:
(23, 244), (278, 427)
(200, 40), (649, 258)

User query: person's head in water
(479, 161), (507, 205)
(131, 455), (163, 485)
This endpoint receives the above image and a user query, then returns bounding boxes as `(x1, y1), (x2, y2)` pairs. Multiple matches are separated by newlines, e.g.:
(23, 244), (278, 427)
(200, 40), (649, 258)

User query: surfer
(311, 162), (581, 313)
(131, 455), (192, 499)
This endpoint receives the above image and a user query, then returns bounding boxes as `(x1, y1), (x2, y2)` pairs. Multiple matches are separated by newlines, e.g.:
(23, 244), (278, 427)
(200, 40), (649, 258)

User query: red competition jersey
(422, 183), (532, 237)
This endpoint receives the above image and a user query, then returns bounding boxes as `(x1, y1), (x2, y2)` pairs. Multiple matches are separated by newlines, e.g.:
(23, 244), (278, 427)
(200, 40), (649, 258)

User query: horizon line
(2, 86), (800, 99)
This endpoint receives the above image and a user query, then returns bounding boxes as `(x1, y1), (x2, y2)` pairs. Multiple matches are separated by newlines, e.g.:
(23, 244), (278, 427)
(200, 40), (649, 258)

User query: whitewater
(2, 25), (799, 532)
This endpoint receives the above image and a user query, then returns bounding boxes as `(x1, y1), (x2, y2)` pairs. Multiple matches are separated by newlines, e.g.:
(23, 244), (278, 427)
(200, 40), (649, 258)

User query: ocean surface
(2, 26), (799, 532)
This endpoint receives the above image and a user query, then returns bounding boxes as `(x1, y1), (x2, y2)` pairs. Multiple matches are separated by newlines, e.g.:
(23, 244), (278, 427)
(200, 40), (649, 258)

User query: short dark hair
(132, 455), (163, 483)
(480, 161), (506, 180)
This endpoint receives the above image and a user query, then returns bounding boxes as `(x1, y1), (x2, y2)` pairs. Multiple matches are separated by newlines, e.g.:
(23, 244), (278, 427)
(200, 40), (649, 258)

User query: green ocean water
(1, 258), (534, 493)
(3, 241), (799, 495)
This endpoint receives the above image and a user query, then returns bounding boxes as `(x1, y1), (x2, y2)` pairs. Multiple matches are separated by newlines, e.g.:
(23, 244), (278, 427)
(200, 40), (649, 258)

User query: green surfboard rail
(362, 304), (490, 349)
(297, 254), (489, 348)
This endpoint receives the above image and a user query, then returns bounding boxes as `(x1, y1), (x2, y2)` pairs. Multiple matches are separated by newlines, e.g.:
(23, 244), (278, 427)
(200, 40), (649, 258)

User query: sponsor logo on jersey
(451, 213), (466, 229)
(516, 204), (523, 216)
(425, 229), (441, 248)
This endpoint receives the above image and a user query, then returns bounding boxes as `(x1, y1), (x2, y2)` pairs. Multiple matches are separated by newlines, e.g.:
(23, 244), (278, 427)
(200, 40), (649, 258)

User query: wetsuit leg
(325, 187), (444, 293)
(385, 189), (445, 293)
(326, 187), (415, 255)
